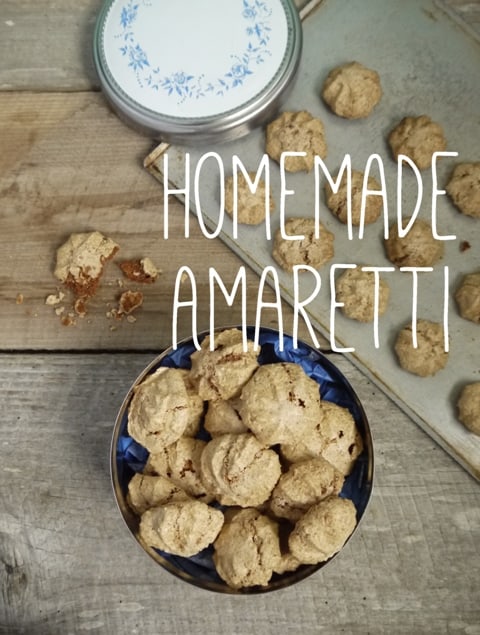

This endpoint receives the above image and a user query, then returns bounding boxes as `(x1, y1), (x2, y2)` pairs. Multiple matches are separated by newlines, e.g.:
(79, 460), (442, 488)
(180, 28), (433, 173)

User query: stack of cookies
(124, 328), (365, 590)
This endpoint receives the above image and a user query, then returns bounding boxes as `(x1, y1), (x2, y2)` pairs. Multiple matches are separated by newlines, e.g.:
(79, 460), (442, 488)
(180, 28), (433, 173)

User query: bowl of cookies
(111, 326), (374, 593)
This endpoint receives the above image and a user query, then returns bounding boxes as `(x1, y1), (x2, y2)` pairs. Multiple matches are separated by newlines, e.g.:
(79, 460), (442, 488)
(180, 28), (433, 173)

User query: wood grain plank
(0, 0), (103, 91)
(0, 92), (320, 351)
(0, 353), (478, 634)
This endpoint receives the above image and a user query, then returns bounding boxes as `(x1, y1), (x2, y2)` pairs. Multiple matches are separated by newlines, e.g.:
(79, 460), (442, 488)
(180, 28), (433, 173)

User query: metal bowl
(111, 326), (374, 593)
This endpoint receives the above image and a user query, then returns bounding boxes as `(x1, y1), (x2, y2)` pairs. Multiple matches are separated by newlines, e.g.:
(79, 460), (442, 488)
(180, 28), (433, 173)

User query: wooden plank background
(1, 352), (479, 635)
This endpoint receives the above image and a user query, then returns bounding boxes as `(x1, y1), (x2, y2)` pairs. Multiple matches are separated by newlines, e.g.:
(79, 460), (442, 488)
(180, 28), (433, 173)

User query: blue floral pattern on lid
(116, 0), (274, 103)
(99, 0), (291, 119)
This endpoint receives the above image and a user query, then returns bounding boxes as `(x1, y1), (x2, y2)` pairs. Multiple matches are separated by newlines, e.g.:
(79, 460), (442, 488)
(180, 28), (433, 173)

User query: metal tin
(110, 326), (374, 594)
(93, 0), (303, 144)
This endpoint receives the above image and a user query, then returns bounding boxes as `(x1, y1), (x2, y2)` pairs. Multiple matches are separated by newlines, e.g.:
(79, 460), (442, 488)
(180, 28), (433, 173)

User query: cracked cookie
(322, 61), (382, 119)
(272, 217), (335, 272)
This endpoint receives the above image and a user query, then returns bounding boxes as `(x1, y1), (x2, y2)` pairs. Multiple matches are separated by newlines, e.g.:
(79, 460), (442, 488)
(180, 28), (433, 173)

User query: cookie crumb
(16, 293), (24, 305)
(74, 298), (87, 318)
(117, 290), (143, 316)
(119, 257), (160, 283)
(61, 313), (76, 327)
(45, 291), (65, 306)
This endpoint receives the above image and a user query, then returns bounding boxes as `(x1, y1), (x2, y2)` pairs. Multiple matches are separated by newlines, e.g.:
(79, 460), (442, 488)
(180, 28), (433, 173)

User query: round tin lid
(93, 0), (302, 143)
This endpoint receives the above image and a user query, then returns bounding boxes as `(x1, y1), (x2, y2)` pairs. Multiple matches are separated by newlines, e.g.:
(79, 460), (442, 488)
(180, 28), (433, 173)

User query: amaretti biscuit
(144, 437), (212, 502)
(270, 457), (345, 522)
(127, 473), (190, 515)
(128, 367), (193, 453)
(204, 398), (249, 437)
(200, 433), (281, 507)
(335, 267), (390, 323)
(272, 218), (335, 272)
(319, 402), (364, 476)
(139, 500), (224, 557)
(265, 110), (327, 172)
(213, 508), (281, 589)
(54, 230), (119, 298)
(289, 496), (357, 565)
(384, 217), (444, 267)
(388, 115), (447, 170)
(457, 383), (480, 436)
(394, 319), (449, 377)
(455, 272), (480, 323)
(321, 61), (382, 119)
(178, 369), (205, 437)
(325, 169), (383, 226)
(225, 171), (274, 225)
(280, 400), (361, 475)
(445, 162), (480, 218)
(190, 328), (259, 400)
(239, 362), (322, 446)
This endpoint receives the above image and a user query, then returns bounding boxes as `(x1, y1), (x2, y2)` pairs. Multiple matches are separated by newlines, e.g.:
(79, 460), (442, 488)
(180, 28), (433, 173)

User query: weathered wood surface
(0, 91), (316, 351)
(0, 354), (479, 635)
(0, 1), (479, 633)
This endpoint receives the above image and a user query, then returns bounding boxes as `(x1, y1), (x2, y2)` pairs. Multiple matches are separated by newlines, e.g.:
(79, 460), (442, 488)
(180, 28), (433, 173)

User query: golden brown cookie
(273, 552), (302, 575)
(269, 457), (345, 523)
(54, 230), (119, 298)
(280, 400), (362, 476)
(325, 169), (383, 225)
(384, 218), (444, 267)
(127, 367), (193, 453)
(204, 397), (248, 437)
(445, 163), (480, 218)
(213, 508), (281, 589)
(321, 61), (382, 119)
(394, 319), (449, 377)
(272, 218), (334, 272)
(139, 500), (224, 557)
(265, 110), (327, 172)
(457, 383), (480, 436)
(288, 496), (357, 565)
(127, 473), (190, 515)
(239, 362), (322, 446)
(388, 115), (447, 170)
(335, 267), (390, 323)
(319, 402), (364, 476)
(225, 171), (274, 225)
(189, 328), (259, 401)
(144, 437), (212, 502)
(200, 433), (281, 507)
(455, 272), (480, 324)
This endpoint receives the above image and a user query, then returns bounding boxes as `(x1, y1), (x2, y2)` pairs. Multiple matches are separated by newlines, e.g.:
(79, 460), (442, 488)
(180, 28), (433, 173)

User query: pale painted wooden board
(0, 353), (479, 634)
(146, 0), (480, 480)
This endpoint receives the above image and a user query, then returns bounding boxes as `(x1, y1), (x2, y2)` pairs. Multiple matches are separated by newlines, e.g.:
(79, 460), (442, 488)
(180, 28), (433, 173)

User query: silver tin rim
(93, 0), (303, 144)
